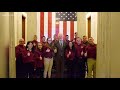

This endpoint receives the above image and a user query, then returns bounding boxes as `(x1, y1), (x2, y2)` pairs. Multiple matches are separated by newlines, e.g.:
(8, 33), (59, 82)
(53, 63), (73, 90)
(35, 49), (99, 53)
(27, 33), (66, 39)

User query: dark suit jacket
(54, 40), (66, 60)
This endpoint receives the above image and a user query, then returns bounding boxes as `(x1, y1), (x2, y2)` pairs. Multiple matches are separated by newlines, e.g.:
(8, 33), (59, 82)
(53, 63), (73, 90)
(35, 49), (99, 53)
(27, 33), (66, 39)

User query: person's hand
(84, 52), (87, 57)
(54, 48), (57, 53)
(46, 48), (50, 52)
(33, 43), (36, 46)
(81, 51), (84, 56)
(40, 55), (42, 60)
(73, 40), (75, 42)
(69, 51), (71, 55)
(27, 52), (30, 56)
(67, 54), (69, 58)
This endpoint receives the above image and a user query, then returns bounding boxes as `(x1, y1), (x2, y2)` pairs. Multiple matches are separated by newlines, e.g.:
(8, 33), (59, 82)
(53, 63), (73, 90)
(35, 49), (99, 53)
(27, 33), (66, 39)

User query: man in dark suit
(54, 33), (66, 78)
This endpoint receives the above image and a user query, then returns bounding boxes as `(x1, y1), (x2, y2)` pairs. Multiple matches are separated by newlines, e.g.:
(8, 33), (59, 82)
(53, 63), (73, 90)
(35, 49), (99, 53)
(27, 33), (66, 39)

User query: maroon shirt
(75, 44), (85, 58)
(34, 48), (44, 68)
(65, 48), (75, 60)
(43, 44), (54, 58)
(85, 44), (97, 60)
(15, 45), (26, 61)
(22, 49), (35, 64)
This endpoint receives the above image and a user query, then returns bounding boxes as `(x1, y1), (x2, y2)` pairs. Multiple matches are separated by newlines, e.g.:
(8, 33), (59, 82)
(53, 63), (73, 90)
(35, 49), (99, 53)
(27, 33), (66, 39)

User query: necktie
(60, 40), (62, 47)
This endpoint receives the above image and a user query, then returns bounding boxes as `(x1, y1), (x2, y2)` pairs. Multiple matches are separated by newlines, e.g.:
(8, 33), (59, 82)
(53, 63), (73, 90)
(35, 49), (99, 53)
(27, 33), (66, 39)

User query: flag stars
(56, 12), (77, 21)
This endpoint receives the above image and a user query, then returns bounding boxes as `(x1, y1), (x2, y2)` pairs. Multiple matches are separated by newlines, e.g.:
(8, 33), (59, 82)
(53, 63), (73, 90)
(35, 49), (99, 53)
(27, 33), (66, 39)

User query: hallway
(0, 12), (120, 78)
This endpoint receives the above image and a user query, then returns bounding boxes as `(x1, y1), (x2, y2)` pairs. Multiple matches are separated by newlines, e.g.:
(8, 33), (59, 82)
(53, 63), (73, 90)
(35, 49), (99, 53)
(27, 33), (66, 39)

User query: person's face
(47, 38), (52, 44)
(38, 43), (42, 49)
(83, 36), (87, 42)
(28, 42), (33, 49)
(69, 42), (73, 48)
(59, 34), (63, 40)
(75, 33), (78, 38)
(88, 38), (94, 44)
(66, 36), (69, 40)
(42, 37), (46, 42)
(76, 38), (81, 45)
(19, 39), (24, 45)
(54, 35), (57, 40)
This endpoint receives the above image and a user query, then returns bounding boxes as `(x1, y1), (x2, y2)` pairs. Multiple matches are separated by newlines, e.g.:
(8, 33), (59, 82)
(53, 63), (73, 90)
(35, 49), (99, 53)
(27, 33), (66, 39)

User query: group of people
(15, 32), (96, 78)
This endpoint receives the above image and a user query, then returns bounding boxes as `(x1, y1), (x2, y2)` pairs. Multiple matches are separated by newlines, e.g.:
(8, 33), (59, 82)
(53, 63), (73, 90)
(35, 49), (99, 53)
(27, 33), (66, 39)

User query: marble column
(96, 12), (111, 78)
(0, 12), (9, 78)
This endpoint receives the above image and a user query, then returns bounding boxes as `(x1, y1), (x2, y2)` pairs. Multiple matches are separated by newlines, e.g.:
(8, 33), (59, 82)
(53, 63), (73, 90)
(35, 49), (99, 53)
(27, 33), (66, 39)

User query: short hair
(83, 35), (87, 37)
(75, 32), (78, 34)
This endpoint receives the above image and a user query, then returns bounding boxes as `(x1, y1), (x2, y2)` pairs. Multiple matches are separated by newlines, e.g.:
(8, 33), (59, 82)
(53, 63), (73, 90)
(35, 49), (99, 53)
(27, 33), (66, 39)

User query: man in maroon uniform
(15, 38), (26, 78)
(82, 35), (89, 75)
(85, 37), (97, 78)
(74, 37), (86, 78)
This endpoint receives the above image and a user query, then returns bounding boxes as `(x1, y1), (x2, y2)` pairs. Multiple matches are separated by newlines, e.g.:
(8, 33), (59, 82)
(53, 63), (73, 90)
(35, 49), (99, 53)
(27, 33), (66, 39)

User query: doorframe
(22, 12), (27, 45)
(86, 12), (92, 38)
(37, 12), (40, 42)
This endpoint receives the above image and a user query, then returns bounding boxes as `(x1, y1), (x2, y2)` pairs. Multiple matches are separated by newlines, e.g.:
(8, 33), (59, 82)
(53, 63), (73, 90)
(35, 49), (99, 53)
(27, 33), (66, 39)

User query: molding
(37, 12), (40, 42)
(96, 12), (111, 78)
(9, 12), (16, 78)
(22, 12), (27, 44)
(86, 12), (92, 37)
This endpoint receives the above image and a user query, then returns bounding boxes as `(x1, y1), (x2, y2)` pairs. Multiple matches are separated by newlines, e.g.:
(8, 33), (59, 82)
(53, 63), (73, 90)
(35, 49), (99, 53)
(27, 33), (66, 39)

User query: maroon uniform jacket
(43, 43), (54, 59)
(65, 48), (75, 60)
(15, 45), (26, 61)
(75, 44), (85, 59)
(34, 48), (44, 68)
(22, 49), (35, 64)
(85, 44), (97, 60)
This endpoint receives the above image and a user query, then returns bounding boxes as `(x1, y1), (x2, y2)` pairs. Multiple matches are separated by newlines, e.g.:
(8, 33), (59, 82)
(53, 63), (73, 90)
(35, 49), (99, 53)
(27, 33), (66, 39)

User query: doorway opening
(22, 16), (25, 43)
(87, 16), (91, 38)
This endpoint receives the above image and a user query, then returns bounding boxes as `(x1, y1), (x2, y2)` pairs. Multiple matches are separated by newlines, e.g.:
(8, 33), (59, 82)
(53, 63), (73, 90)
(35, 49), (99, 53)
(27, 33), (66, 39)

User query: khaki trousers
(44, 57), (53, 78)
(87, 58), (96, 78)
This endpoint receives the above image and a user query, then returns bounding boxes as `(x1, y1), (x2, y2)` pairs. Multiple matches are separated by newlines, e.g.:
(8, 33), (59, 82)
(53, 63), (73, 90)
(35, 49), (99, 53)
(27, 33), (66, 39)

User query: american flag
(37, 12), (77, 41)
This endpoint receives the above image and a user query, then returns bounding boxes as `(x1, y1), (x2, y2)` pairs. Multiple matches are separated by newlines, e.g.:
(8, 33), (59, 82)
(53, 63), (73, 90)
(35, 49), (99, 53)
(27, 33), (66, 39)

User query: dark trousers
(16, 60), (24, 78)
(74, 58), (86, 78)
(66, 60), (75, 78)
(55, 56), (64, 78)
(35, 67), (44, 78)
(84, 57), (88, 73)
(24, 63), (34, 78)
